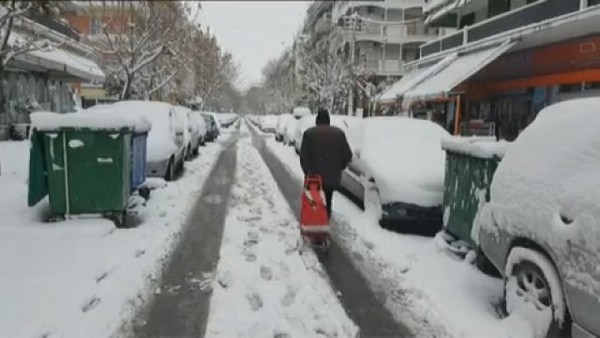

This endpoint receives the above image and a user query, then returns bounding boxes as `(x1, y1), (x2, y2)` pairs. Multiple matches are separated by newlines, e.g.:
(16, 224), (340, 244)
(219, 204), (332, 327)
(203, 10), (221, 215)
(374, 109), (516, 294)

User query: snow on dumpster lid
(442, 136), (510, 159)
(31, 111), (151, 132)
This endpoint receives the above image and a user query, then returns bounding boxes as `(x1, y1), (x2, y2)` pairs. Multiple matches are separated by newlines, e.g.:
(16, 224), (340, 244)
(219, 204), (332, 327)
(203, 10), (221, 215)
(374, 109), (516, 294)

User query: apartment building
(298, 0), (440, 115)
(378, 0), (600, 138)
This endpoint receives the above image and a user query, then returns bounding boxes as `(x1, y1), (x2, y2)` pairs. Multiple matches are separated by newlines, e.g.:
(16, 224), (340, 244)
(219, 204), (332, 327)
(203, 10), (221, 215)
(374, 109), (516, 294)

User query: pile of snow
(357, 117), (450, 206)
(0, 138), (226, 337)
(205, 135), (357, 337)
(85, 101), (179, 163)
(442, 136), (510, 159)
(481, 97), (600, 301)
(31, 111), (151, 133)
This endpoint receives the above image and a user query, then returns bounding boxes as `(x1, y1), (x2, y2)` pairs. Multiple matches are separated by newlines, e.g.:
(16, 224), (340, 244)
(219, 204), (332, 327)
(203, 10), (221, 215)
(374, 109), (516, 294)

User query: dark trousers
(323, 185), (335, 220)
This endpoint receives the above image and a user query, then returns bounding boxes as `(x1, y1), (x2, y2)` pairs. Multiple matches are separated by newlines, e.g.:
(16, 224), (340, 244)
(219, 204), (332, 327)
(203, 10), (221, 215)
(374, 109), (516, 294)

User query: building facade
(297, 0), (440, 116)
(0, 5), (105, 140)
(377, 0), (600, 137)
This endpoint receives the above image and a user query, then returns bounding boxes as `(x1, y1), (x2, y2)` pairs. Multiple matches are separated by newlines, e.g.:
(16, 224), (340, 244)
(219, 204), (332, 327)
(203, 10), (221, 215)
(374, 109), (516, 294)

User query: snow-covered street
(205, 133), (357, 337)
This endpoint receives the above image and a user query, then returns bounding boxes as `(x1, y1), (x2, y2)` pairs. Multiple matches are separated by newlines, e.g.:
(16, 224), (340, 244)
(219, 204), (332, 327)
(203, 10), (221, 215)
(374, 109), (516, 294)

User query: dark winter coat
(300, 125), (353, 188)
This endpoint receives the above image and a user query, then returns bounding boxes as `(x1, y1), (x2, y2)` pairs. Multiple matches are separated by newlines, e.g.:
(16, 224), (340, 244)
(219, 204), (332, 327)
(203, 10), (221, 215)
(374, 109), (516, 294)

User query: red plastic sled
(300, 176), (330, 249)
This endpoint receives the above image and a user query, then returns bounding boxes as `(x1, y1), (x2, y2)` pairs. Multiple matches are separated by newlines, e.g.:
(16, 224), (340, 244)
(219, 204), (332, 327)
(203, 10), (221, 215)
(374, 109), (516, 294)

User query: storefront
(462, 34), (600, 140)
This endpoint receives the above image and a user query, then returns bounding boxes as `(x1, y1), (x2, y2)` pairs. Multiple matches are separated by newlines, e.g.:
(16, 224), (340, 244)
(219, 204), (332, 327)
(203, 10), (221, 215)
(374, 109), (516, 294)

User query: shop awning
(403, 41), (516, 103)
(9, 33), (105, 82)
(377, 53), (458, 104)
(425, 0), (474, 26)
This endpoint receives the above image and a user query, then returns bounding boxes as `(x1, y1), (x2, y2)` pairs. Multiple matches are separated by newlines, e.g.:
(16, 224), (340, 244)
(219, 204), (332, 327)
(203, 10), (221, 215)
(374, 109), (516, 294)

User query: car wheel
(504, 253), (570, 337)
(165, 159), (175, 181)
(364, 181), (382, 222)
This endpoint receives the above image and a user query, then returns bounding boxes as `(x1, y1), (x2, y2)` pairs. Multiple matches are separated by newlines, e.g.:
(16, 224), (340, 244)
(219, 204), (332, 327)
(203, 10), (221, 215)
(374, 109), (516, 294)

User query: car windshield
(4, 1), (598, 337)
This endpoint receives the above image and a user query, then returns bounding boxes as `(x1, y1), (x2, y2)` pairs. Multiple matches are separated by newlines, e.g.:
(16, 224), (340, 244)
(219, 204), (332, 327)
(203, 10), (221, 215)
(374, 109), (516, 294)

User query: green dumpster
(28, 112), (149, 227)
(441, 137), (509, 248)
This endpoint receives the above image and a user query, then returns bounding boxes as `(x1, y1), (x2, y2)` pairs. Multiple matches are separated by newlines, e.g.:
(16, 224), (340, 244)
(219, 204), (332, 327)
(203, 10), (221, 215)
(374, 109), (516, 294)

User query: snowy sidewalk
(264, 137), (536, 338)
(204, 134), (358, 337)
(0, 138), (226, 338)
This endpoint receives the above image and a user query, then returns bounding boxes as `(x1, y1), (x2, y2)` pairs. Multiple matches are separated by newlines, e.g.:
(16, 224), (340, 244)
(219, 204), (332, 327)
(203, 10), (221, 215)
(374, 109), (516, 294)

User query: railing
(25, 12), (80, 41)
(421, 0), (581, 57)
(361, 59), (405, 75)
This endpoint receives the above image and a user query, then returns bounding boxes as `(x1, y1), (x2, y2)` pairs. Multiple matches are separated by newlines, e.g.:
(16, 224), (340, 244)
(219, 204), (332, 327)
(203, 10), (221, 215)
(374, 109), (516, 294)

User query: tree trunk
(0, 64), (9, 140)
(121, 74), (133, 100)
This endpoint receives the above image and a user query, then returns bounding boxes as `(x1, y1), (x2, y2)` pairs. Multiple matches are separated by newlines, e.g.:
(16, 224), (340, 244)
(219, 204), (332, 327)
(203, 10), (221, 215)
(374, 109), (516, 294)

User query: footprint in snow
(274, 333), (291, 338)
(95, 271), (110, 283)
(135, 249), (146, 258)
(281, 286), (297, 307)
(81, 296), (101, 313)
(243, 248), (257, 262)
(246, 292), (263, 311)
(260, 266), (273, 281)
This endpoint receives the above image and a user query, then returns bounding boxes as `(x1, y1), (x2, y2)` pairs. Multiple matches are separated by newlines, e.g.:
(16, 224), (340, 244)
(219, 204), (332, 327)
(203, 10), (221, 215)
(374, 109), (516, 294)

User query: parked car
(293, 115), (317, 154)
(174, 105), (200, 160)
(202, 113), (219, 142)
(85, 100), (186, 181)
(218, 113), (239, 128)
(339, 117), (449, 230)
(275, 114), (293, 142)
(283, 116), (299, 146)
(191, 110), (208, 148)
(260, 114), (279, 133)
(292, 106), (311, 119)
(476, 98), (600, 337)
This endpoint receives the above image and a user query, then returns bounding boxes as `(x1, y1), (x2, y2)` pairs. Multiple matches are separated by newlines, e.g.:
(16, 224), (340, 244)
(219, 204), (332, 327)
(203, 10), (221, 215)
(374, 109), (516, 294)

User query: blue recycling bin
(130, 132), (148, 193)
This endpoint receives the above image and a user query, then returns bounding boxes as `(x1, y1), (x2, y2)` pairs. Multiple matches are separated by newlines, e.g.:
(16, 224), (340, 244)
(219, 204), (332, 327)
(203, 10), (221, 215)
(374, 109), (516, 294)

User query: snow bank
(485, 97), (600, 301)
(205, 135), (357, 337)
(86, 101), (179, 163)
(0, 138), (226, 337)
(442, 136), (510, 159)
(359, 117), (450, 206)
(31, 111), (151, 133)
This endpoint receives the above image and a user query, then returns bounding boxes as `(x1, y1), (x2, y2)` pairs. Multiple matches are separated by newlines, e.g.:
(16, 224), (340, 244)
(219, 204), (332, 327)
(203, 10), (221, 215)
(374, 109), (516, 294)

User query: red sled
(300, 175), (330, 249)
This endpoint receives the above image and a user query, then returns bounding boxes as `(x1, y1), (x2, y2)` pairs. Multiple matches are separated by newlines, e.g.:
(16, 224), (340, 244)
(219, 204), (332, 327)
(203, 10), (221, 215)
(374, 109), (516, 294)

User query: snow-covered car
(292, 106), (311, 119)
(260, 114), (279, 133)
(85, 100), (186, 181)
(217, 113), (239, 128)
(340, 117), (449, 229)
(202, 113), (220, 142)
(476, 98), (600, 337)
(191, 110), (208, 148)
(283, 117), (299, 146)
(174, 105), (200, 160)
(275, 114), (294, 142)
(293, 115), (316, 154)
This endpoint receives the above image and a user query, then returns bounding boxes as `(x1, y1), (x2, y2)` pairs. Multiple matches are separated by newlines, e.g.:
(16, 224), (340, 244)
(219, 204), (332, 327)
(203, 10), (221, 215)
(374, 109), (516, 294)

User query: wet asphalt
(133, 133), (238, 338)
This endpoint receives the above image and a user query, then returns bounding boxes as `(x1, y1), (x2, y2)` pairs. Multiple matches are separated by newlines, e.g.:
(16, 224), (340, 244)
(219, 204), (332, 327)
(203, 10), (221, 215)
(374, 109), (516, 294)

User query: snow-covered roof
(442, 136), (510, 159)
(31, 110), (151, 132)
(9, 32), (105, 82)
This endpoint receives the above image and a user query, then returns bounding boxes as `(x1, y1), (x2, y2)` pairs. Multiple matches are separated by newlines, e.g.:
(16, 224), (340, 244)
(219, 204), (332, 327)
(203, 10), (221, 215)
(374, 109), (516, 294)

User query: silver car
(476, 98), (600, 337)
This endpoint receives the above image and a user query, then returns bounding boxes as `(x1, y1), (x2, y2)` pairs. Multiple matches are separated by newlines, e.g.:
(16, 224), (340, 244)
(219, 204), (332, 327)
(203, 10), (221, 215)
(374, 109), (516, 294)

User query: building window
(584, 81), (600, 90)
(558, 83), (583, 93)
(488, 0), (511, 18)
(90, 17), (102, 35)
(589, 0), (600, 6)
(459, 13), (475, 29)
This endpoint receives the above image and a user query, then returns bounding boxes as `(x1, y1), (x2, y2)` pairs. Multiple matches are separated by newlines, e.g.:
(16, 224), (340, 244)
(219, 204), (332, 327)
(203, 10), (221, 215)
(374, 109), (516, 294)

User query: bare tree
(94, 1), (186, 99)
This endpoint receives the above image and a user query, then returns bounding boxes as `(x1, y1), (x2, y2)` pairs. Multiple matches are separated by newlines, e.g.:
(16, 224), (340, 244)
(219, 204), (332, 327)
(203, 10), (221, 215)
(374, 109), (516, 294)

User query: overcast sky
(198, 1), (310, 92)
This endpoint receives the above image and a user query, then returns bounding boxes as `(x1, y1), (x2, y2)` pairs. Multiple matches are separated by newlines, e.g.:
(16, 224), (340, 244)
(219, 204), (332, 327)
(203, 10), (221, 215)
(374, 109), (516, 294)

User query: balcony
(25, 12), (80, 41)
(339, 19), (436, 44)
(421, 0), (581, 57)
(332, 0), (427, 22)
(361, 59), (405, 76)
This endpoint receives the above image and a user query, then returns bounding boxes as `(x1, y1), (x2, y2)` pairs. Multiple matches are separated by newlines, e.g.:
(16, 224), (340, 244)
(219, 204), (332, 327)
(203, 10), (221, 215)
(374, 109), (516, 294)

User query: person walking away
(300, 109), (353, 219)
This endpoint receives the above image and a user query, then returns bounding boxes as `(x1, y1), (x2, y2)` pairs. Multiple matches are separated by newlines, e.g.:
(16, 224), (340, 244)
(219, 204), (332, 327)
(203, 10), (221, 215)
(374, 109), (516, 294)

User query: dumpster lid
(442, 136), (510, 159)
(31, 111), (151, 132)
